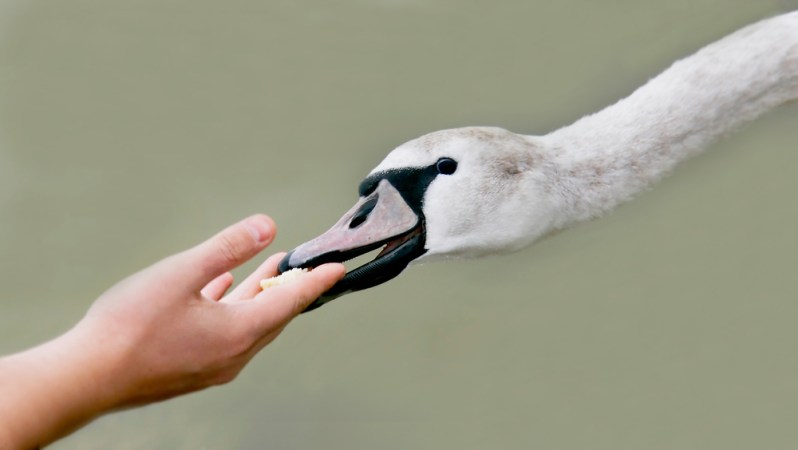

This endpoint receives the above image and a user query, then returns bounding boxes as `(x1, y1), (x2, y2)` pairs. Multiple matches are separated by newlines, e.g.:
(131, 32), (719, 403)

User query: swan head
(280, 126), (561, 310)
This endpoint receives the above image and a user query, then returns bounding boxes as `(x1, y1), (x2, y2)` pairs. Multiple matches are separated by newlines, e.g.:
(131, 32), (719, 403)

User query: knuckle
(291, 289), (314, 316)
(215, 234), (242, 267)
(229, 336), (254, 359)
(293, 297), (305, 316)
(211, 369), (239, 386)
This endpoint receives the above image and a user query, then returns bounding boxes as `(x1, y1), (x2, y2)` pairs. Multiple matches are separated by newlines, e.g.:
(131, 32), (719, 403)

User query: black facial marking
(358, 157), (456, 214)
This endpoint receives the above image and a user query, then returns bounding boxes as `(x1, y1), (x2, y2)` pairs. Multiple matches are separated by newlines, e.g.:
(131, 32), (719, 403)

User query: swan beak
(281, 179), (419, 270)
(278, 178), (427, 311)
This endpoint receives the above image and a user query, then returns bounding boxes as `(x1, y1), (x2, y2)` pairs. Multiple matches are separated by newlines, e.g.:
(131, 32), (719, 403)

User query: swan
(279, 12), (798, 311)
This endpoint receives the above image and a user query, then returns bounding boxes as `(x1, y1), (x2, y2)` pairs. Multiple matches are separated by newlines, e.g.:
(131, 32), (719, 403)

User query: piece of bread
(260, 268), (308, 290)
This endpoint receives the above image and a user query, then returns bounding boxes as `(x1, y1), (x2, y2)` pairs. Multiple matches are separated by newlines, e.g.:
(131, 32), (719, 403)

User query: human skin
(0, 214), (345, 449)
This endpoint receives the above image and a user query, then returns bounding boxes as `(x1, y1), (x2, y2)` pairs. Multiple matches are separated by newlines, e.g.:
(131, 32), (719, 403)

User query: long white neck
(543, 12), (798, 226)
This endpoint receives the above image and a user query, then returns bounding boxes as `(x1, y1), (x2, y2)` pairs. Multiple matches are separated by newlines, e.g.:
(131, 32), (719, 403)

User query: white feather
(369, 12), (798, 262)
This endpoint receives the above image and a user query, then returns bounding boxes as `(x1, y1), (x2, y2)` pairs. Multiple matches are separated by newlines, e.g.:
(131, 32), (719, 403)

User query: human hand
(0, 214), (344, 448)
(81, 213), (344, 406)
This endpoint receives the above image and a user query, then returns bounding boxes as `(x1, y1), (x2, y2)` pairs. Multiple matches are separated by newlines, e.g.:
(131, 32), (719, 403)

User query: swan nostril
(349, 196), (379, 229)
(349, 214), (367, 229)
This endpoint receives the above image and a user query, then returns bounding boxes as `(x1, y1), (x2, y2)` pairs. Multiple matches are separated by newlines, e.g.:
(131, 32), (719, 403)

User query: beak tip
(277, 251), (295, 274)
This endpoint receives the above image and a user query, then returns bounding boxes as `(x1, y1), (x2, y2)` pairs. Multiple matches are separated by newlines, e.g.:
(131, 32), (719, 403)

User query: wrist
(0, 322), (124, 448)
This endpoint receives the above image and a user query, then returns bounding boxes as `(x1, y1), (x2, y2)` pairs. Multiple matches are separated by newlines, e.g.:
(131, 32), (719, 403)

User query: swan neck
(544, 12), (798, 224)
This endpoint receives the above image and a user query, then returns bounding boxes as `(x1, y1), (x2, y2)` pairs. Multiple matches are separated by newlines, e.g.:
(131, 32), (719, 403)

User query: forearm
(0, 215), (344, 448)
(0, 326), (117, 449)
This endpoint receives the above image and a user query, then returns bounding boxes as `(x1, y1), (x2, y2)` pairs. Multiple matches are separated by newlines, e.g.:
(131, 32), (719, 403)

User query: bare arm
(0, 215), (344, 449)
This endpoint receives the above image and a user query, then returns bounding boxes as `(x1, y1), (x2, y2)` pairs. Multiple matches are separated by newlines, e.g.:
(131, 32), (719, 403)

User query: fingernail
(245, 216), (271, 243)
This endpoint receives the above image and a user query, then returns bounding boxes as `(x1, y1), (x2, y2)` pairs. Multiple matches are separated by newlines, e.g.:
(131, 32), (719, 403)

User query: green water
(1, 1), (797, 449)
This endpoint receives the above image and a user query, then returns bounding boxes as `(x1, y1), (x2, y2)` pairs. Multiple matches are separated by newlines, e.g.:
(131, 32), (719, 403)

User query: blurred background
(1, 0), (797, 449)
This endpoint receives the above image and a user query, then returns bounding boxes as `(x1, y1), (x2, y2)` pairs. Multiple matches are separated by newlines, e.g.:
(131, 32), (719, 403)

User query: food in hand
(260, 268), (308, 290)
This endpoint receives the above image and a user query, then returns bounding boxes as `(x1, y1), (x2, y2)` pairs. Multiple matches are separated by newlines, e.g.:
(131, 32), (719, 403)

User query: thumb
(178, 214), (276, 292)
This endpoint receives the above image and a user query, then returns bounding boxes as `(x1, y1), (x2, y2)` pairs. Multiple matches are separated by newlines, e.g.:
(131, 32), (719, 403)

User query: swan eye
(435, 157), (458, 175)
